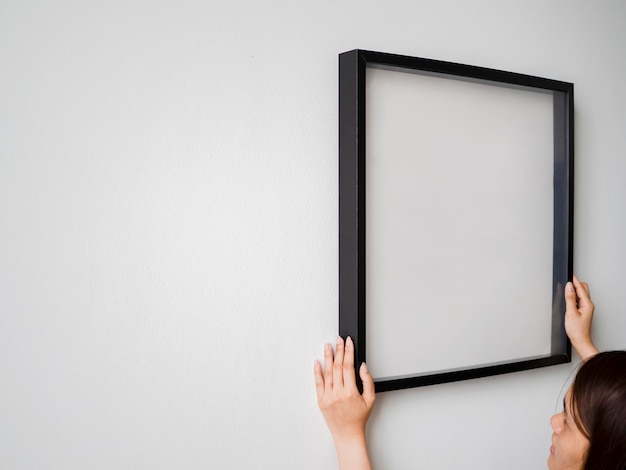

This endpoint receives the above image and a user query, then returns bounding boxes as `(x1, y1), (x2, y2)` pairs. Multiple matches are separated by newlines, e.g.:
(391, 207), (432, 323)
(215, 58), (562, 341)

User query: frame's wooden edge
(347, 49), (574, 92)
(550, 82), (574, 358)
(565, 82), (574, 359)
(338, 50), (367, 391)
(374, 354), (571, 393)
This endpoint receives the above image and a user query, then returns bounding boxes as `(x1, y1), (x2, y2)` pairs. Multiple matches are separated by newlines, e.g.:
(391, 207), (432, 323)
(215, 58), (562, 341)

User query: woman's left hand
(314, 336), (376, 469)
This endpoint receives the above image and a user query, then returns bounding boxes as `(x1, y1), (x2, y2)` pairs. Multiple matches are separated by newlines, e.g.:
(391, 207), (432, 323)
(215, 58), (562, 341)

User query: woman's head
(549, 351), (626, 470)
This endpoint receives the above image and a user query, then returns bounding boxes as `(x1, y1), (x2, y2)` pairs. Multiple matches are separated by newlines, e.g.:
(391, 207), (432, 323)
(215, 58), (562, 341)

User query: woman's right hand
(564, 275), (599, 360)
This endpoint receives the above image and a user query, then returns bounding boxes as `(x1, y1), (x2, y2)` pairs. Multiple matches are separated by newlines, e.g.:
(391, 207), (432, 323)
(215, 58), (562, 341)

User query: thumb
(360, 363), (376, 409)
(564, 282), (578, 314)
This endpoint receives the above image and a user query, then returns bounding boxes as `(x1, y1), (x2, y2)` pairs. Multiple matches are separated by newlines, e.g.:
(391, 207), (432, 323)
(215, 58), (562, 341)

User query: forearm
(334, 433), (373, 470)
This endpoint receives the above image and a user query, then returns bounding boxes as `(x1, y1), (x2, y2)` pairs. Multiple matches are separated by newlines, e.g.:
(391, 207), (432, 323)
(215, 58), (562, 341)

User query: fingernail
(566, 282), (574, 293)
(337, 336), (343, 346)
(324, 343), (331, 353)
(361, 362), (369, 373)
(346, 336), (353, 347)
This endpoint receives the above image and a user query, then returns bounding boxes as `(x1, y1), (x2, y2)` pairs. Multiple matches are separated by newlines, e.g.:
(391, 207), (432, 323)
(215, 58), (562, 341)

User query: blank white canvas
(365, 65), (555, 379)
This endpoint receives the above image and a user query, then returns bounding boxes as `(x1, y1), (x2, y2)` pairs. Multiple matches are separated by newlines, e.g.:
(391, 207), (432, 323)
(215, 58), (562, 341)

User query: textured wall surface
(1, 1), (625, 468)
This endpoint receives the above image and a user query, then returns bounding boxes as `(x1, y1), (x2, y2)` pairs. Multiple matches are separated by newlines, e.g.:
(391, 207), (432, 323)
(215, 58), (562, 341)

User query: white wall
(1, 1), (625, 469)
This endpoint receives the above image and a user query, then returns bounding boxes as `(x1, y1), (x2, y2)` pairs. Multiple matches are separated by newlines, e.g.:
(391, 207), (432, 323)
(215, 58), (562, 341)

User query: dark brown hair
(571, 351), (626, 470)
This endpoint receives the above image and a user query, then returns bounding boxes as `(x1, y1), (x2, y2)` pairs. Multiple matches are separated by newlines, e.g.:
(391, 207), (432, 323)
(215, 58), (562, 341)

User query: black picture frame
(338, 49), (574, 393)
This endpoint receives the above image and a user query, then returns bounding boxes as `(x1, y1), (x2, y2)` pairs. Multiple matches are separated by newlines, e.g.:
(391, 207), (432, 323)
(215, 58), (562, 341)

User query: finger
(360, 362), (376, 409)
(572, 275), (592, 308)
(333, 336), (345, 388)
(564, 282), (578, 315)
(314, 359), (325, 401)
(323, 343), (334, 390)
(573, 275), (590, 297)
(343, 336), (357, 390)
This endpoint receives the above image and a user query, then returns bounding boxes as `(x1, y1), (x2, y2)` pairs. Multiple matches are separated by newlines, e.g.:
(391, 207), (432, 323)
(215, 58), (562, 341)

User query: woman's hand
(564, 275), (599, 361)
(314, 336), (375, 470)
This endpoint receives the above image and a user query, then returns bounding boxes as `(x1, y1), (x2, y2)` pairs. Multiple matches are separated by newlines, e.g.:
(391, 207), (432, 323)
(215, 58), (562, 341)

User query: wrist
(572, 339), (599, 361)
(331, 425), (367, 446)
